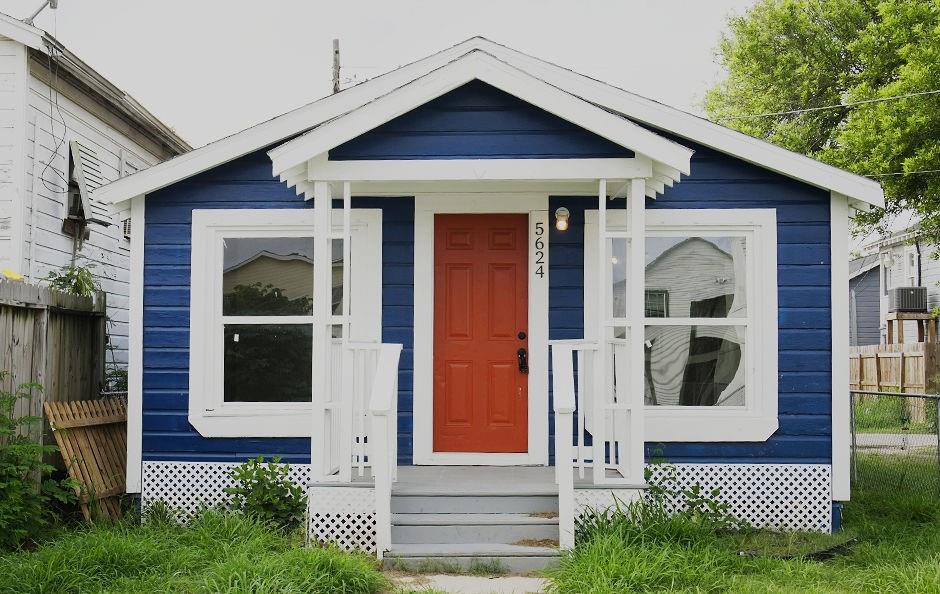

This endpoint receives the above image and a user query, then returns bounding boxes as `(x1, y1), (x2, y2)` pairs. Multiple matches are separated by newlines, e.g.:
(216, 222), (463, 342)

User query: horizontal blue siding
(142, 91), (832, 467)
(142, 149), (415, 464)
(549, 140), (832, 465)
(329, 80), (633, 160)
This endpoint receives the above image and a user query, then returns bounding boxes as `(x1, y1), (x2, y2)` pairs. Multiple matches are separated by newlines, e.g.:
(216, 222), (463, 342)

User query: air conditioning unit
(889, 286), (927, 313)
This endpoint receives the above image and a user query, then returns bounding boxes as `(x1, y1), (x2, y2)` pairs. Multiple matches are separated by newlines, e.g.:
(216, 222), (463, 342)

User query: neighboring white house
(0, 13), (189, 367)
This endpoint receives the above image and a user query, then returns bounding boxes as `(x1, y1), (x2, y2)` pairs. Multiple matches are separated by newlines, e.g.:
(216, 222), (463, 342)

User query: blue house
(96, 38), (883, 568)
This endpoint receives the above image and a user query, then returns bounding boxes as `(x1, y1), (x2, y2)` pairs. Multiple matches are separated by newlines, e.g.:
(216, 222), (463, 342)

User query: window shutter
(69, 140), (111, 225)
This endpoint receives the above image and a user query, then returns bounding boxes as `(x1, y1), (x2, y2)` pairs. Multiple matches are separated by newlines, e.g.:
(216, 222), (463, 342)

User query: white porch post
(627, 177), (646, 483)
(311, 180), (333, 481)
(593, 179), (608, 484)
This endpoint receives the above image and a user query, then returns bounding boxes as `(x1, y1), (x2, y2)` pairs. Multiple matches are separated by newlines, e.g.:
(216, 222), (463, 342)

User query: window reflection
(645, 325), (745, 407)
(645, 236), (747, 318)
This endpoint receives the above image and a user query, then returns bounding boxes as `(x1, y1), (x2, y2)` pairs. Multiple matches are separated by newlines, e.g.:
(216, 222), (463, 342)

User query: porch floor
(393, 466), (557, 495)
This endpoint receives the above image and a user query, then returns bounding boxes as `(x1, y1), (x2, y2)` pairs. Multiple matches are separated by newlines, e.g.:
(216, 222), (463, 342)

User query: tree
(705, 0), (940, 242)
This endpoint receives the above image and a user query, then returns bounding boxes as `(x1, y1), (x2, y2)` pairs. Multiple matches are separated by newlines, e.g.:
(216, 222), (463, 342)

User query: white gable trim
(0, 13), (43, 50)
(92, 39), (490, 206)
(269, 51), (692, 185)
(93, 36), (883, 209)
(471, 38), (884, 209)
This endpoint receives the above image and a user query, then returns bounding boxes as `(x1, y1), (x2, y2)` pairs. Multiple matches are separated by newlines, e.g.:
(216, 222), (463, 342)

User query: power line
(865, 168), (940, 178)
(717, 88), (940, 121)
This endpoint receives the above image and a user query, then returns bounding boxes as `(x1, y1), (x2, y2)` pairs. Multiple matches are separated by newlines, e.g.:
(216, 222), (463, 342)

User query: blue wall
(142, 82), (832, 466)
(142, 150), (415, 463)
(548, 141), (832, 465)
(330, 80), (633, 160)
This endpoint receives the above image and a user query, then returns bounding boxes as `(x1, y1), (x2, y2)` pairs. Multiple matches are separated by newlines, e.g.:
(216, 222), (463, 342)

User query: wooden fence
(0, 280), (107, 442)
(44, 398), (127, 521)
(849, 342), (940, 393)
(850, 342), (939, 423)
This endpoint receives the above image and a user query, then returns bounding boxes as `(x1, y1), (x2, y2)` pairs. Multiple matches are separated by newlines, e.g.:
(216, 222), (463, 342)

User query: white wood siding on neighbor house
(0, 37), (27, 273)
(20, 57), (161, 366)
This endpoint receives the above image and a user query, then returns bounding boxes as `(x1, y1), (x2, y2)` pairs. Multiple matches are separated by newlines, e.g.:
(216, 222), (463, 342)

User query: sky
(4, 0), (758, 148)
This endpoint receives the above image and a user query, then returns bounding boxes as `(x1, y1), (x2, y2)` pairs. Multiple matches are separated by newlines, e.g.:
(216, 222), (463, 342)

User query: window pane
(610, 238), (629, 319)
(332, 238), (344, 316)
(646, 236), (746, 318)
(223, 237), (314, 315)
(223, 324), (312, 402)
(645, 325), (745, 406)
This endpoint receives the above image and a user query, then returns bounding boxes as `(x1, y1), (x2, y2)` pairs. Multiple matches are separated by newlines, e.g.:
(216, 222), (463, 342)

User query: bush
(0, 372), (76, 550)
(224, 456), (305, 531)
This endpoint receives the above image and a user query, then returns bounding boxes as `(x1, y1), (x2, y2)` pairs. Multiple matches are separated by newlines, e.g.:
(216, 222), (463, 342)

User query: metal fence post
(850, 391), (858, 485)
(936, 401), (940, 496)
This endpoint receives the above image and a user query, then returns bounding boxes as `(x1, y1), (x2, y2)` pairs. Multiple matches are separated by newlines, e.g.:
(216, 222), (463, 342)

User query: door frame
(413, 194), (549, 465)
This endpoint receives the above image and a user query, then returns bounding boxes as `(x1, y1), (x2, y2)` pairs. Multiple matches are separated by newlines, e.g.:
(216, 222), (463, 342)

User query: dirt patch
(513, 538), (559, 548)
(528, 511), (559, 519)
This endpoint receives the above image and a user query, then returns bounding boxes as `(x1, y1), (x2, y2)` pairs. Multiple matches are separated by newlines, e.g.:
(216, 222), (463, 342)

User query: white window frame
(584, 208), (778, 442)
(189, 208), (382, 437)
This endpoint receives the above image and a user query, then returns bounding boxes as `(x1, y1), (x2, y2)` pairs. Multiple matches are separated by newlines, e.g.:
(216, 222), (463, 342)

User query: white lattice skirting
(308, 486), (377, 553)
(577, 463), (832, 532)
(143, 461), (833, 541)
(141, 461), (311, 523)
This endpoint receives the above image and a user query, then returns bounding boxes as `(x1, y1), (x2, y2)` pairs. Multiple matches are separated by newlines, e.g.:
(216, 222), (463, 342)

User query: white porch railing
(551, 338), (645, 548)
(368, 343), (403, 556)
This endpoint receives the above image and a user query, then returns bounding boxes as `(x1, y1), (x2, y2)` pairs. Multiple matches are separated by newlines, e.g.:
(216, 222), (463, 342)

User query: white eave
(92, 36), (884, 209)
(268, 50), (692, 199)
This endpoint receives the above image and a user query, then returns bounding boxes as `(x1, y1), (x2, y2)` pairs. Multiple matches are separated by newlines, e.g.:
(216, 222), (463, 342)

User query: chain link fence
(851, 391), (940, 495)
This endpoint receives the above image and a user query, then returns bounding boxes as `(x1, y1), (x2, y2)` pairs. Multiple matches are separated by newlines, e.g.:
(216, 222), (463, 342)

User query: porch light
(555, 207), (570, 231)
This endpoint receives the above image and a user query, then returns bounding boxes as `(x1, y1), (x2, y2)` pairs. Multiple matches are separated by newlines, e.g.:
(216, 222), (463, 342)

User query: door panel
(433, 214), (529, 453)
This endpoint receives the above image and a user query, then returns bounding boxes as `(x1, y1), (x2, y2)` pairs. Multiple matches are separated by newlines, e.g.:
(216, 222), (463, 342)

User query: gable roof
(269, 50), (693, 200)
(0, 12), (190, 156)
(92, 36), (884, 208)
(850, 254), (880, 279)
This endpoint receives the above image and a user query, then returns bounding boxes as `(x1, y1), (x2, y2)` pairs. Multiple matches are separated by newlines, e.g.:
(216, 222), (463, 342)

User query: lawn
(546, 455), (940, 593)
(1, 455), (937, 593)
(0, 510), (389, 594)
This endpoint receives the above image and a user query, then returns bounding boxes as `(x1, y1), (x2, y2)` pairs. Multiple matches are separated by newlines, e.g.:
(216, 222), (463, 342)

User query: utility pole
(332, 39), (341, 94)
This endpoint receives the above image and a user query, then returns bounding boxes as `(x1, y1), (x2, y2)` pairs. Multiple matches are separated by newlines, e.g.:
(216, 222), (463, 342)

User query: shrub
(0, 372), (76, 550)
(224, 456), (305, 530)
(43, 262), (99, 297)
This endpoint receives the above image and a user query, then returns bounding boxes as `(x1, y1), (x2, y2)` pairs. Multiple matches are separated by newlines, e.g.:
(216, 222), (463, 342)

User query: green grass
(854, 395), (939, 433)
(385, 557), (508, 576)
(0, 509), (388, 594)
(546, 456), (940, 593)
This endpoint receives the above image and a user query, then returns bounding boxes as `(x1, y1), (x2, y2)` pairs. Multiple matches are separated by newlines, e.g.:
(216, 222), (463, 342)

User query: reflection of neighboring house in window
(638, 237), (746, 406)
(222, 250), (343, 311)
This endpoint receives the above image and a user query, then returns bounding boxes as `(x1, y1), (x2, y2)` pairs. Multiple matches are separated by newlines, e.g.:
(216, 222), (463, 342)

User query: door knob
(517, 347), (529, 374)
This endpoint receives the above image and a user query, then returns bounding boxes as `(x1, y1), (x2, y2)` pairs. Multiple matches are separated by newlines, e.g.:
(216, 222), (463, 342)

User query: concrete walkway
(393, 574), (548, 593)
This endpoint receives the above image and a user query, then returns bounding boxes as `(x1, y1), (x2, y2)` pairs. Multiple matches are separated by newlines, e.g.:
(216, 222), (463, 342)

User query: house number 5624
(534, 221), (545, 278)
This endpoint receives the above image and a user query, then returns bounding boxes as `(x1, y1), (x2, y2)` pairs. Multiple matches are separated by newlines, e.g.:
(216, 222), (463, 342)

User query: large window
(585, 209), (777, 442)
(188, 209), (382, 437)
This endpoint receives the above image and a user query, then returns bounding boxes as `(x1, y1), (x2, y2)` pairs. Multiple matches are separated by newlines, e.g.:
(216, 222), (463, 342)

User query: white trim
(271, 52), (691, 180)
(469, 39), (883, 209)
(95, 38), (882, 209)
(305, 156), (653, 182)
(831, 193), (850, 500)
(413, 194), (549, 465)
(10, 40), (27, 273)
(92, 39), (495, 206)
(0, 13), (44, 51)
(187, 208), (382, 437)
(126, 195), (145, 492)
(584, 208), (779, 442)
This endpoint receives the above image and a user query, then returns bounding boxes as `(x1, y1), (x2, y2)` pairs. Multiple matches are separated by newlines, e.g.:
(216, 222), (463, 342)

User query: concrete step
(391, 493), (559, 514)
(391, 512), (558, 544)
(384, 543), (560, 573)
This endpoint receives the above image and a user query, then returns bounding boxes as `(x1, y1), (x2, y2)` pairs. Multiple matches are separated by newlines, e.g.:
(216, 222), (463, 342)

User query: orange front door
(433, 214), (529, 453)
